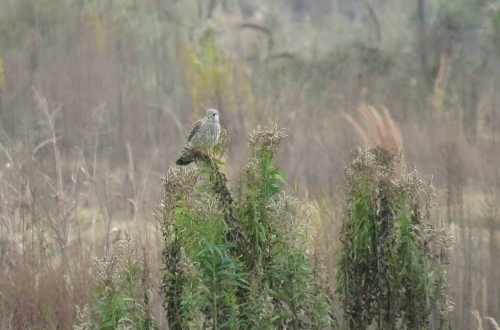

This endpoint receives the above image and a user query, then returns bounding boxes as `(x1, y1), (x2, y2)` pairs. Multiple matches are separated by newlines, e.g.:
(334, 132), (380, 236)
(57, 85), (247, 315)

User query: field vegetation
(1, 0), (500, 329)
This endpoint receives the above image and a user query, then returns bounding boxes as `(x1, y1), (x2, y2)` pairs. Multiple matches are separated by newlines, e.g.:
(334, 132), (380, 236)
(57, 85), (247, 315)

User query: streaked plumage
(176, 109), (221, 165)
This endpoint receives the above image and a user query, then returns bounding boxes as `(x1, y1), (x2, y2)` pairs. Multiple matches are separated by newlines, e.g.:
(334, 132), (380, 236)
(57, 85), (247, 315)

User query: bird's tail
(176, 153), (195, 166)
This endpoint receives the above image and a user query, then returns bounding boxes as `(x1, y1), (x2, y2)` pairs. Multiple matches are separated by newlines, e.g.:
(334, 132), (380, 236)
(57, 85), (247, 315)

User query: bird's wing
(187, 119), (203, 143)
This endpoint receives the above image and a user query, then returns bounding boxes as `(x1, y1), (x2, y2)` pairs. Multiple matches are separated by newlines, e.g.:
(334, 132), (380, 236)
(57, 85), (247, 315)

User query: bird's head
(205, 109), (219, 123)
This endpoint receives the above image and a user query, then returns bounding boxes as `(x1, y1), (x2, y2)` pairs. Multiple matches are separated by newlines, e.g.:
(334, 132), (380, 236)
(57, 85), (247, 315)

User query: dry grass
(486, 317), (500, 330)
(0, 90), (166, 329)
(472, 310), (500, 330)
(343, 104), (403, 153)
(1, 0), (500, 328)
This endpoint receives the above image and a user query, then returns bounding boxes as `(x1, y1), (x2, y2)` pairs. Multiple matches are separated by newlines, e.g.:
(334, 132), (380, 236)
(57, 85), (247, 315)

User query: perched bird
(176, 109), (221, 165)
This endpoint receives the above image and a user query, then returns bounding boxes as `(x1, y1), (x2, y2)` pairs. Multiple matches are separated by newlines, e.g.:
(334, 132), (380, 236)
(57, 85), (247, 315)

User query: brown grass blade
(486, 317), (500, 330)
(342, 113), (370, 145)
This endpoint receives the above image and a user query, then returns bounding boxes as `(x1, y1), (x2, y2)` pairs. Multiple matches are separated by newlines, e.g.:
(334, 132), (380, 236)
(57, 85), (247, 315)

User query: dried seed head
(213, 128), (230, 158)
(259, 291), (274, 320)
(192, 192), (223, 221)
(247, 125), (287, 157)
(94, 255), (120, 291)
(177, 248), (198, 279)
(161, 167), (199, 213)
(74, 305), (92, 330)
(268, 192), (310, 248)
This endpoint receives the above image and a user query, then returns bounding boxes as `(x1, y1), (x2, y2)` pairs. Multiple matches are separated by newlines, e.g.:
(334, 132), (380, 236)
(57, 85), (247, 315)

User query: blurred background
(0, 0), (499, 329)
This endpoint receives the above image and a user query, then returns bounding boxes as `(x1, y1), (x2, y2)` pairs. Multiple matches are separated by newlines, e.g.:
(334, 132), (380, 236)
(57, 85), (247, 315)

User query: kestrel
(176, 109), (221, 165)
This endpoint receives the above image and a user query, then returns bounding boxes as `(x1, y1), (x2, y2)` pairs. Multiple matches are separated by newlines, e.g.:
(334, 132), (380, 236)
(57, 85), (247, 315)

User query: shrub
(336, 146), (454, 329)
(73, 233), (157, 330)
(158, 126), (336, 329)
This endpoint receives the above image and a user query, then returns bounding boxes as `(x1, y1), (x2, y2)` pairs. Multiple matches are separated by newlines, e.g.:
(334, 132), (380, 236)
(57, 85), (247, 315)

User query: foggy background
(1, 0), (500, 329)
